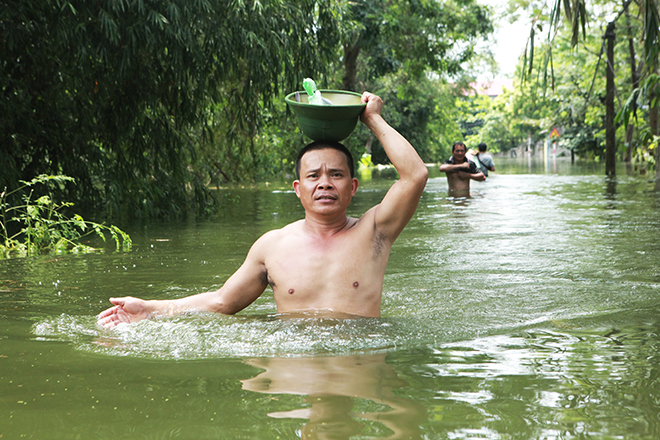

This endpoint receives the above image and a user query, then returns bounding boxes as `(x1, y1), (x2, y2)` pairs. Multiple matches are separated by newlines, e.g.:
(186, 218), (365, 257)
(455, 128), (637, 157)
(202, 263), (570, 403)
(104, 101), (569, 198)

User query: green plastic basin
(285, 90), (366, 142)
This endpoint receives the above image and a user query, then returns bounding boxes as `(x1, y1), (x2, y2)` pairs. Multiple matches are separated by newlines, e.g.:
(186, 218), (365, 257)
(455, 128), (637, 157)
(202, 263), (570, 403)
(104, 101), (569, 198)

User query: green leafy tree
(369, 73), (461, 164)
(0, 0), (342, 218)
(511, 0), (660, 179)
(472, 87), (522, 153)
(339, 0), (493, 92)
(250, 0), (496, 174)
(322, 0), (494, 167)
(546, 28), (608, 159)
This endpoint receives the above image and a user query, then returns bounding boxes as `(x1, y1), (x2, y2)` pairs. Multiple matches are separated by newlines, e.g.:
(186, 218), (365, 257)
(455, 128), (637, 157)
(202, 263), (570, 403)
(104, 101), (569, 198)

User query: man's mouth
(315, 194), (337, 201)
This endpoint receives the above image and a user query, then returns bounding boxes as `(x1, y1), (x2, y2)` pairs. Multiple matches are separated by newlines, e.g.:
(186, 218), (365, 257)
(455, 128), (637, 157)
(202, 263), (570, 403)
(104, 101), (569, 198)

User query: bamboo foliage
(0, 0), (341, 218)
(641, 0), (660, 71)
(518, 0), (660, 177)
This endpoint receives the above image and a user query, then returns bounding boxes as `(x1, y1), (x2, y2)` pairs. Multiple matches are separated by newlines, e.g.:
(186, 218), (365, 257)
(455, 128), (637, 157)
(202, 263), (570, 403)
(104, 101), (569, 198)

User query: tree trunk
(656, 132), (660, 189)
(650, 64), (660, 187)
(605, 21), (616, 177)
(624, 4), (639, 162)
(649, 80), (660, 186)
(643, 0), (660, 186)
(342, 43), (361, 92)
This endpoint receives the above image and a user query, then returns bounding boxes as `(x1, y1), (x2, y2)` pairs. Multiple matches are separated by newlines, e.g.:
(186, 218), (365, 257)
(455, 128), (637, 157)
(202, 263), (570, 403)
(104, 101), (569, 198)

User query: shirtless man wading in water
(98, 92), (429, 328)
(438, 141), (485, 197)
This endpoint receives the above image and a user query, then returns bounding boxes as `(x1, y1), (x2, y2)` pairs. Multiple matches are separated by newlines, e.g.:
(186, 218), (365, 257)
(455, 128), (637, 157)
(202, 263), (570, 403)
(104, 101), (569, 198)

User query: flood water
(2, 157), (660, 439)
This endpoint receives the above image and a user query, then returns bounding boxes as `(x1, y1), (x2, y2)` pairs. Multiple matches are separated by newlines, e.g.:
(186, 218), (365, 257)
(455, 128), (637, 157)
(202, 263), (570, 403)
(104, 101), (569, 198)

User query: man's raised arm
(360, 92), (429, 240)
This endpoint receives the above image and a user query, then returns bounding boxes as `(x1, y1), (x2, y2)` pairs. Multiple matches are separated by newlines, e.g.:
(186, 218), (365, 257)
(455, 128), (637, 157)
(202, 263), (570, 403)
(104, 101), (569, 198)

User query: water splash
(33, 313), (412, 360)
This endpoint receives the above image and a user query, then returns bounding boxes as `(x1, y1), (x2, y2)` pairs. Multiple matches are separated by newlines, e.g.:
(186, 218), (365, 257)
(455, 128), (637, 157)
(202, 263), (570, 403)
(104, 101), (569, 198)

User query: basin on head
(285, 90), (366, 142)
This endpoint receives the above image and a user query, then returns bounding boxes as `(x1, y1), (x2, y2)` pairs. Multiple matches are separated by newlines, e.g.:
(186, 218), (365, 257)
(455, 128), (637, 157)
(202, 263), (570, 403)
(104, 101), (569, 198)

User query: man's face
(452, 145), (467, 162)
(293, 148), (358, 216)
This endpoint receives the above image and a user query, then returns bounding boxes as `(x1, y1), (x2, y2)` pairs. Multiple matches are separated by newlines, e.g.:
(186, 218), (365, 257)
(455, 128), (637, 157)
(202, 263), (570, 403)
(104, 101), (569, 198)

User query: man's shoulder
(480, 153), (494, 162)
(257, 220), (303, 244)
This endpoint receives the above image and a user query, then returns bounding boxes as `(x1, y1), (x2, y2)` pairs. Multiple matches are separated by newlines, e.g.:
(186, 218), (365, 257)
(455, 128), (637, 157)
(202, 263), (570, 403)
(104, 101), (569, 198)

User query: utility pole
(605, 21), (616, 177)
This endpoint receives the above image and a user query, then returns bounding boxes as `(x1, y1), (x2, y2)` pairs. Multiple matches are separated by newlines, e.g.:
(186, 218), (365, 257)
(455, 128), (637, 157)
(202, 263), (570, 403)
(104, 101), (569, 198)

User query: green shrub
(1, 175), (131, 259)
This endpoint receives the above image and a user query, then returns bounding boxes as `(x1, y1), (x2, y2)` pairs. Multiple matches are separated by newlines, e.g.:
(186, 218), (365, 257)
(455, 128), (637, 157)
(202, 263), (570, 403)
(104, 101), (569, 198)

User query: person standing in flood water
(438, 141), (485, 196)
(98, 92), (429, 328)
(474, 142), (495, 177)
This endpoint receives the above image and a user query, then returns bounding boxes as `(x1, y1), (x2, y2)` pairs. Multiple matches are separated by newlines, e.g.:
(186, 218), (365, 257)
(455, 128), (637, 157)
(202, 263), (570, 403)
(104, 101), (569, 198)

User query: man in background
(474, 142), (495, 177)
(439, 141), (485, 196)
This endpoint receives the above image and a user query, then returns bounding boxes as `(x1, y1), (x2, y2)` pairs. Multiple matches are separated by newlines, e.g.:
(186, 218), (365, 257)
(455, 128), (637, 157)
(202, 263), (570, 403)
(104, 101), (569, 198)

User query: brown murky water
(2, 157), (660, 439)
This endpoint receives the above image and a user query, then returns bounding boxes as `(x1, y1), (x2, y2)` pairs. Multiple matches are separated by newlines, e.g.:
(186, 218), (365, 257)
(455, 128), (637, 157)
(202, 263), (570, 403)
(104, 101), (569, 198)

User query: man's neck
(302, 214), (353, 238)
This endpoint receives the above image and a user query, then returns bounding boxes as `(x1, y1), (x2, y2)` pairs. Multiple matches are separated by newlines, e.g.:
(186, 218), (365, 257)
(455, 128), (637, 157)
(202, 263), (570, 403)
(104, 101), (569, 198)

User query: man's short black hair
(295, 141), (355, 180)
(452, 141), (466, 152)
(478, 142), (487, 152)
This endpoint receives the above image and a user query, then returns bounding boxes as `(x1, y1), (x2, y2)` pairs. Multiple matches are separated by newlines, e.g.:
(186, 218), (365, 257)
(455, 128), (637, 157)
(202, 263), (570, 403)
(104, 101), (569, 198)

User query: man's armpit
(263, 268), (275, 289)
(372, 231), (387, 260)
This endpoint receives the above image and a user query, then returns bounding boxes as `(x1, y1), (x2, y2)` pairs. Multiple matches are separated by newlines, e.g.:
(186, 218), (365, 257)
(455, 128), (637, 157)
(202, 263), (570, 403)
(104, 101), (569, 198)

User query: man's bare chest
(265, 230), (385, 291)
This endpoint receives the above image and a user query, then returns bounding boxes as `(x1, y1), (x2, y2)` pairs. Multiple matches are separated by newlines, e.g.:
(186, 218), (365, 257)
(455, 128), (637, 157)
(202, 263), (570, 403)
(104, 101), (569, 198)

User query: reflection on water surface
(2, 158), (660, 439)
(242, 353), (426, 439)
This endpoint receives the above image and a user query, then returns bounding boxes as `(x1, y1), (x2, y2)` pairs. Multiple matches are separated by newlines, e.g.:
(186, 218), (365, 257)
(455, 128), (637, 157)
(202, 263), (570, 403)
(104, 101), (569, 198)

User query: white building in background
(468, 79), (514, 99)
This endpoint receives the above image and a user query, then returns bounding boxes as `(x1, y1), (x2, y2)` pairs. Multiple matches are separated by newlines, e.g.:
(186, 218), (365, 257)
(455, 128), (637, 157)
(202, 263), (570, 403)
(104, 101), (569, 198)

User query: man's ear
(351, 178), (359, 196)
(293, 180), (301, 198)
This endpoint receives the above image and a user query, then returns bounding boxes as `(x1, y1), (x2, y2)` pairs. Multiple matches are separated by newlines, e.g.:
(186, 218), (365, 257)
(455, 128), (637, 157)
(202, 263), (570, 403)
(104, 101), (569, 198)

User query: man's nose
(317, 175), (334, 189)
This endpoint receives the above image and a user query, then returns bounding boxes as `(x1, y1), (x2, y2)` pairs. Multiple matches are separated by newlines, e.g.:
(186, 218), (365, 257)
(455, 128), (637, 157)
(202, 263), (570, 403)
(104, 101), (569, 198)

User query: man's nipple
(288, 288), (295, 295)
(353, 281), (359, 289)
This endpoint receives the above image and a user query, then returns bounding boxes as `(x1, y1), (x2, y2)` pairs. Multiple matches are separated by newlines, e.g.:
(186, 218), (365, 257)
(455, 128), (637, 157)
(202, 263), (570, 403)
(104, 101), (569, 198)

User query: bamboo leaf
(528, 27), (535, 76)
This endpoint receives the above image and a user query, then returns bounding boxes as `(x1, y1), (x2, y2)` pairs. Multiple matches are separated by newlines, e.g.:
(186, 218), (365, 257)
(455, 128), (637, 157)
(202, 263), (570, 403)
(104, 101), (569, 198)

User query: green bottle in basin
(303, 78), (333, 105)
